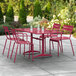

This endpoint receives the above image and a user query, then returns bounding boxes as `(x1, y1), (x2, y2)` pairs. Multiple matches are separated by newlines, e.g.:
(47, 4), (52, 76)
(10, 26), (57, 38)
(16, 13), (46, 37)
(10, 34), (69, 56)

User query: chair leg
(7, 40), (11, 58)
(19, 44), (21, 55)
(39, 40), (41, 51)
(2, 39), (7, 55)
(24, 44), (25, 56)
(14, 44), (18, 63)
(52, 41), (54, 49)
(28, 44), (30, 59)
(61, 40), (63, 53)
(70, 39), (75, 56)
(44, 39), (46, 52)
(49, 41), (51, 54)
(32, 44), (34, 61)
(58, 42), (60, 56)
(10, 42), (15, 59)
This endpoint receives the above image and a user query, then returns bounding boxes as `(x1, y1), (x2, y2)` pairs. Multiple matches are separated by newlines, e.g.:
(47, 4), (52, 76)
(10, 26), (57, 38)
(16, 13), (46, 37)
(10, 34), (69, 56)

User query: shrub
(23, 24), (30, 28)
(33, 0), (42, 18)
(19, 0), (27, 24)
(28, 16), (49, 28)
(39, 18), (49, 28)
(0, 6), (3, 24)
(29, 15), (42, 27)
(0, 23), (13, 35)
(43, 1), (51, 20)
(49, 15), (60, 28)
(10, 21), (22, 28)
(6, 4), (14, 23)
(73, 32), (76, 38)
(60, 7), (70, 20)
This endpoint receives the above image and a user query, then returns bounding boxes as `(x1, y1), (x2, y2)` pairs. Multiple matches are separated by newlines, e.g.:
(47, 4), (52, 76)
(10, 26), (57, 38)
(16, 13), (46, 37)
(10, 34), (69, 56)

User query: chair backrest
(3, 26), (11, 39)
(11, 29), (29, 43)
(62, 25), (73, 33)
(11, 29), (18, 42)
(53, 23), (61, 30)
(62, 25), (73, 37)
(51, 23), (61, 36)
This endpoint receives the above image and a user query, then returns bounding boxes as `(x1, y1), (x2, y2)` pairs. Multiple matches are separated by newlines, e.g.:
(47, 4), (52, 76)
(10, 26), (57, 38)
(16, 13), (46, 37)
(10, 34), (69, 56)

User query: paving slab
(55, 73), (76, 76)
(0, 35), (76, 76)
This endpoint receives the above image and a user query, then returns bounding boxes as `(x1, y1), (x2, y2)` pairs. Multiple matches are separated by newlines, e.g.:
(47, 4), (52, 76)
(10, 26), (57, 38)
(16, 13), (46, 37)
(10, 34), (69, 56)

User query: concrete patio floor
(0, 35), (76, 76)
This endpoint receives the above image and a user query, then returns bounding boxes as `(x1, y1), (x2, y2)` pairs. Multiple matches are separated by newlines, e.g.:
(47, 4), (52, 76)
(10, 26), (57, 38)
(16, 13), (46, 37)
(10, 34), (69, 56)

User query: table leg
(31, 33), (33, 51)
(42, 34), (44, 54)
(23, 33), (40, 55)
(33, 34), (52, 59)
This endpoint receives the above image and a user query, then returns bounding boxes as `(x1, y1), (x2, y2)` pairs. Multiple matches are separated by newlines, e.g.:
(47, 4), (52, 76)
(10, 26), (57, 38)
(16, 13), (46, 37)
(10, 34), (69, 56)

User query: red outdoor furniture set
(2, 23), (75, 63)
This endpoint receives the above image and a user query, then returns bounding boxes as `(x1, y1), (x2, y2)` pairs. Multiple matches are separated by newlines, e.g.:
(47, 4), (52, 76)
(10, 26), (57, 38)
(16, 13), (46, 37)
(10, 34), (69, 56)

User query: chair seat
(8, 37), (31, 44)
(50, 37), (62, 42)
(40, 34), (58, 38)
(48, 34), (58, 37)
(17, 39), (31, 44)
(8, 38), (24, 40)
(61, 37), (70, 40)
(50, 36), (70, 41)
(8, 38), (16, 40)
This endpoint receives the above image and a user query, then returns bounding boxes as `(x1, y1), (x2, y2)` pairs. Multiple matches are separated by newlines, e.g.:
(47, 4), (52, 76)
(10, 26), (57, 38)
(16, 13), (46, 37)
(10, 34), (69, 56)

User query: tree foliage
(33, 0), (42, 18)
(0, 6), (3, 23)
(19, 0), (27, 24)
(0, 0), (4, 2)
(0, 0), (76, 26)
(6, 3), (14, 23)
(43, 1), (51, 20)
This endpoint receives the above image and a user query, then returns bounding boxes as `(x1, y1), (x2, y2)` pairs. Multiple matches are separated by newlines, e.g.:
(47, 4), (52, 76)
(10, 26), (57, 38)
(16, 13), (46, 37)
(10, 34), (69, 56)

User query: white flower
(64, 20), (66, 22)
(47, 25), (51, 28)
(64, 20), (67, 23)
(51, 19), (54, 22)
(58, 13), (61, 17)
(55, 19), (59, 21)
(69, 19), (71, 21)
(53, 15), (56, 18)
(47, 22), (49, 24)
(66, 18), (68, 20)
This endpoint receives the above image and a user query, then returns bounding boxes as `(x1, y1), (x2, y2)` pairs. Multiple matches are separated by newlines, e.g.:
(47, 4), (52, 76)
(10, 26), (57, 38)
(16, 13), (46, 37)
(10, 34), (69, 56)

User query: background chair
(49, 25), (75, 56)
(49, 30), (62, 56)
(61, 25), (75, 56)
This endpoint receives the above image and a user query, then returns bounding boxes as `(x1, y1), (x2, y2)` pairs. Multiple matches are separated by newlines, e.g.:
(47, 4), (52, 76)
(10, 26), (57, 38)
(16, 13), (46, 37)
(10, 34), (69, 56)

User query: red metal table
(16, 28), (52, 59)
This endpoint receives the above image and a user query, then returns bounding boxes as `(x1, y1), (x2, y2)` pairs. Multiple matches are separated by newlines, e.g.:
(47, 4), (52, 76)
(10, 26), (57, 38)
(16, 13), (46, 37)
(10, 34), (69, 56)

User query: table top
(16, 28), (62, 35)
(16, 28), (52, 34)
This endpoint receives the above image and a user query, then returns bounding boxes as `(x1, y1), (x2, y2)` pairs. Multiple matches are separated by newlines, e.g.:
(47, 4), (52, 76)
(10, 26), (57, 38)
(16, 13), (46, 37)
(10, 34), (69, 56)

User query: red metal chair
(49, 30), (62, 56)
(11, 29), (34, 63)
(2, 26), (26, 58)
(39, 23), (61, 51)
(2, 26), (15, 58)
(60, 25), (75, 56)
(49, 25), (75, 56)
(47, 23), (61, 37)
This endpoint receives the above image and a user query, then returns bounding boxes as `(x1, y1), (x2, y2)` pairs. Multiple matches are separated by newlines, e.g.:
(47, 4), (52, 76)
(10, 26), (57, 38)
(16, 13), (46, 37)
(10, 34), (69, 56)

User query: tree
(67, 0), (76, 26)
(19, 0), (27, 24)
(6, 4), (14, 23)
(9, 0), (21, 15)
(0, 0), (4, 2)
(43, 1), (51, 20)
(0, 6), (3, 23)
(33, 0), (42, 18)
